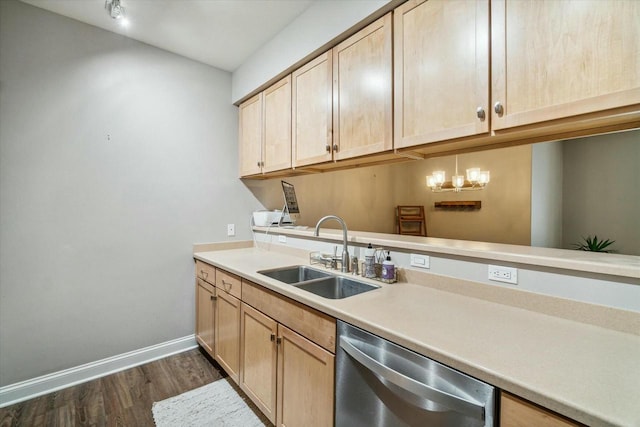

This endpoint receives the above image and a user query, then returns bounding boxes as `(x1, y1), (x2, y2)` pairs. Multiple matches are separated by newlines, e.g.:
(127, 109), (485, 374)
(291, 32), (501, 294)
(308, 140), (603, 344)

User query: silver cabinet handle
(200, 269), (208, 280)
(494, 102), (504, 116)
(333, 144), (338, 152)
(339, 336), (485, 420)
(325, 144), (331, 152)
(476, 107), (486, 120)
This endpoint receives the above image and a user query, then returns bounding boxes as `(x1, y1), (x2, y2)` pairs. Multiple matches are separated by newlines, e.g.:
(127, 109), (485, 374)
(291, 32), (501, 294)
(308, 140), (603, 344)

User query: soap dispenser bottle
(381, 251), (395, 282)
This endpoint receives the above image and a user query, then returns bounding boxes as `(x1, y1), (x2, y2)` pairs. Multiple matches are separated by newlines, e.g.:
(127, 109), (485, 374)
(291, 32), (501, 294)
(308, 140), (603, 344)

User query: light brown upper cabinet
(332, 13), (393, 160)
(238, 93), (263, 177)
(238, 76), (292, 177)
(394, 0), (490, 149)
(292, 52), (333, 167)
(263, 76), (292, 173)
(491, 0), (640, 130)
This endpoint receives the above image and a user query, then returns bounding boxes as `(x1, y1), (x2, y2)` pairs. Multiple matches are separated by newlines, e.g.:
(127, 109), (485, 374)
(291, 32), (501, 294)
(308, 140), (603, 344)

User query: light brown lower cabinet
(240, 303), (335, 427)
(240, 303), (278, 424)
(214, 287), (241, 384)
(276, 323), (334, 427)
(195, 278), (215, 357)
(500, 392), (582, 427)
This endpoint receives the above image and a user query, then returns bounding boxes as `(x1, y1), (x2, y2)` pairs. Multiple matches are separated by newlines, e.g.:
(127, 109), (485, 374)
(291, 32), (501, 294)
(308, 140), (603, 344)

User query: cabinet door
(263, 75), (292, 173)
(333, 13), (392, 160)
(214, 290), (241, 383)
(491, 0), (640, 130)
(500, 392), (581, 427)
(239, 93), (263, 177)
(240, 304), (277, 424)
(292, 51), (333, 167)
(394, 0), (489, 149)
(276, 324), (334, 427)
(195, 279), (215, 357)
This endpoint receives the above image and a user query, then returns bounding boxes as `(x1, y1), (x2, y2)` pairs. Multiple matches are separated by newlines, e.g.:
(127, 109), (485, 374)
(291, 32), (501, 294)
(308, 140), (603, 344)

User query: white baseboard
(0, 335), (198, 408)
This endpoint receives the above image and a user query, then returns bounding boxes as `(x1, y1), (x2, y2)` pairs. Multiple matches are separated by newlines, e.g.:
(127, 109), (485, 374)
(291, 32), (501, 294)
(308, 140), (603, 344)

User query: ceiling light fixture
(426, 155), (490, 192)
(105, 0), (125, 20)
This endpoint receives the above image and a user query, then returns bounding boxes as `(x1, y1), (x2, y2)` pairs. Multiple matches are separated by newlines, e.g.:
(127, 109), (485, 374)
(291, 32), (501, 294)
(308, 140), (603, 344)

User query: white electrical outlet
(410, 254), (430, 269)
(488, 265), (518, 284)
(278, 235), (287, 243)
(227, 224), (235, 236)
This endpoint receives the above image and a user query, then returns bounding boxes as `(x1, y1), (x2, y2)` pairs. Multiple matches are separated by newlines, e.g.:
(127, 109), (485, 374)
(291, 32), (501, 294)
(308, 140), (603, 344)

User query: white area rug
(152, 378), (269, 427)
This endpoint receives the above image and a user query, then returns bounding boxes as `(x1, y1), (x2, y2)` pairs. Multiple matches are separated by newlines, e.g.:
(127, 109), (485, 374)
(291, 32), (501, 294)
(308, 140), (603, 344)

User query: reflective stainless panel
(336, 321), (496, 427)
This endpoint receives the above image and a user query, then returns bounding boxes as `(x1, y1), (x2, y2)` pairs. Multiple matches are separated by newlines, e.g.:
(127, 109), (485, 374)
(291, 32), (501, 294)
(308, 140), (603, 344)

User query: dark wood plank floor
(0, 347), (262, 427)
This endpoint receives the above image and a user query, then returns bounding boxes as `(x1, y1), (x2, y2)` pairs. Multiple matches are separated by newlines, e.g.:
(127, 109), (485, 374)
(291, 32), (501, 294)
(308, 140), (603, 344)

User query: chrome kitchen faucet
(314, 215), (350, 273)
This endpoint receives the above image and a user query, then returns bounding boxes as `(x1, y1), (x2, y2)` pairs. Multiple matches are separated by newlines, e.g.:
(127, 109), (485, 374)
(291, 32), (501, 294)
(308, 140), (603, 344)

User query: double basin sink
(257, 265), (379, 299)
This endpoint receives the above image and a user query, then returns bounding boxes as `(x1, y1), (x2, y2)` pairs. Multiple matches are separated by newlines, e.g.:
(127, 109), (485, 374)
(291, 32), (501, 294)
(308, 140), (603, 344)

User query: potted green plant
(573, 235), (616, 252)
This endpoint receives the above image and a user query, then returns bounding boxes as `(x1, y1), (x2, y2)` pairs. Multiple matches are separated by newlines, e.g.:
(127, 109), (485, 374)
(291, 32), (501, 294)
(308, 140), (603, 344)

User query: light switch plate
(410, 254), (430, 269)
(488, 265), (518, 284)
(278, 235), (287, 243)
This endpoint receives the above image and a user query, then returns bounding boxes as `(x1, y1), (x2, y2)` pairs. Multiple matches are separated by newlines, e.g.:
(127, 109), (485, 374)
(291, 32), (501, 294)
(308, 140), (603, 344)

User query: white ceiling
(20, 0), (315, 72)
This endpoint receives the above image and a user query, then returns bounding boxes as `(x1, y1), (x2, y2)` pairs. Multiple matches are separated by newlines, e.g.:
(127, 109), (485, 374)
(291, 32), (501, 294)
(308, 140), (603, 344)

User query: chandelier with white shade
(426, 156), (490, 192)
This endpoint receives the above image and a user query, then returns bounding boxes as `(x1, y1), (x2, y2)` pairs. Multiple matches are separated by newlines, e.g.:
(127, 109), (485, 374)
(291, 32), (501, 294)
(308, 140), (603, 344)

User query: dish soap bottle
(381, 251), (395, 282)
(364, 243), (376, 278)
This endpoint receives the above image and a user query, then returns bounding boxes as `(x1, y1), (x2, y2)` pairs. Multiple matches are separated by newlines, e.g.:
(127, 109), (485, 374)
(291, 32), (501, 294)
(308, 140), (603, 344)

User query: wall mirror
(244, 128), (639, 256)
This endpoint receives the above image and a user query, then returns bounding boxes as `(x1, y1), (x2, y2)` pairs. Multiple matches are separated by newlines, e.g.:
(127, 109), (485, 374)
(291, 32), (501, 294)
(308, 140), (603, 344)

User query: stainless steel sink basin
(257, 265), (379, 299)
(293, 276), (379, 299)
(258, 265), (333, 284)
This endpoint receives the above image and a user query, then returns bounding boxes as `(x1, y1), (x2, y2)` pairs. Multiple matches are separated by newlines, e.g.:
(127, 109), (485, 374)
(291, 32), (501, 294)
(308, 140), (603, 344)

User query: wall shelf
(434, 201), (481, 210)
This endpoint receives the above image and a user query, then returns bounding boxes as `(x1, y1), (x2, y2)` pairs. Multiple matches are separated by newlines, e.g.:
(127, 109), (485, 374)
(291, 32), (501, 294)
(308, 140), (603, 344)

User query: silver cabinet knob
(257, 161), (261, 167)
(333, 144), (338, 152)
(476, 107), (486, 120)
(494, 102), (504, 116)
(325, 144), (331, 152)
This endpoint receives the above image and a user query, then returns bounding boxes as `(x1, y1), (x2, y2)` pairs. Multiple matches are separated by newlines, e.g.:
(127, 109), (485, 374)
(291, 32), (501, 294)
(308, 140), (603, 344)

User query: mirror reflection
(245, 128), (639, 256)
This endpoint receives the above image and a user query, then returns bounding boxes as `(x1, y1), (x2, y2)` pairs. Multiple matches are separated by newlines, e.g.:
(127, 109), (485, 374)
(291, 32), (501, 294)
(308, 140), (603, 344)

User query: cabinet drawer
(243, 280), (336, 353)
(195, 260), (216, 285)
(500, 392), (582, 427)
(216, 269), (242, 299)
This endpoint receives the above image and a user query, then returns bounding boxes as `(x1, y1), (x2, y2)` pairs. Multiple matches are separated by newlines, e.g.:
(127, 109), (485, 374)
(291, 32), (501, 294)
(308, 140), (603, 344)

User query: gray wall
(0, 0), (259, 387)
(531, 140), (563, 248)
(562, 129), (640, 255)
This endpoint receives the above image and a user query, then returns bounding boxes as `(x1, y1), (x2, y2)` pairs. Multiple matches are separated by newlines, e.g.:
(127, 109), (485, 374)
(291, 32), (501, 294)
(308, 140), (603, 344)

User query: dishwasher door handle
(339, 336), (485, 421)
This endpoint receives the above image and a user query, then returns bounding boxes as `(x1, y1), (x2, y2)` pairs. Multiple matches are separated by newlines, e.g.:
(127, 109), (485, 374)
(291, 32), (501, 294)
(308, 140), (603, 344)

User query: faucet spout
(314, 215), (350, 273)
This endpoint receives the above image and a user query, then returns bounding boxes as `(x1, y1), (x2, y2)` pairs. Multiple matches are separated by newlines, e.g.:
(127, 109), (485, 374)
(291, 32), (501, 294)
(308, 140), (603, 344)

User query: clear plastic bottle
(364, 243), (376, 278)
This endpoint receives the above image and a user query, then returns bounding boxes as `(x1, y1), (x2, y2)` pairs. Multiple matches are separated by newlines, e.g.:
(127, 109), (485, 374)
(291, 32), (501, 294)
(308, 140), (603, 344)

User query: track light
(105, 0), (125, 20)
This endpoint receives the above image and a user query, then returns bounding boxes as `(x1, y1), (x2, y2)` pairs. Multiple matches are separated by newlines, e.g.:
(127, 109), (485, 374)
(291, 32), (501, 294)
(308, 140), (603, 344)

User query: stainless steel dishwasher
(336, 321), (496, 427)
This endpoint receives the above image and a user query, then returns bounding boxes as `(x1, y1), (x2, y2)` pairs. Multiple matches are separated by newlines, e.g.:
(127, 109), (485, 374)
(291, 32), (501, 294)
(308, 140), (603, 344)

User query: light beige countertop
(194, 245), (640, 427)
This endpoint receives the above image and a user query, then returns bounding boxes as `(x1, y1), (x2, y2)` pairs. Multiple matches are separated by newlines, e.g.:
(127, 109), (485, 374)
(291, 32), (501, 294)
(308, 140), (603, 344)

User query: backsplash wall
(244, 144), (532, 245)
